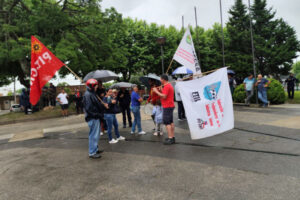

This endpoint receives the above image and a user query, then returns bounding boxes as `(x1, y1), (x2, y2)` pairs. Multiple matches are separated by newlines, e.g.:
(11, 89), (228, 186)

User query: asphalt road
(0, 104), (300, 200)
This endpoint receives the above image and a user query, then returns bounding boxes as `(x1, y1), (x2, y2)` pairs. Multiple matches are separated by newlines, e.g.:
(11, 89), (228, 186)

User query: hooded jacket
(83, 87), (105, 122)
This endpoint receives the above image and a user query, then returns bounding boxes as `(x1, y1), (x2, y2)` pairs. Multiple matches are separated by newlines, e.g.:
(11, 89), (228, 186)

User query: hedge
(233, 78), (285, 104)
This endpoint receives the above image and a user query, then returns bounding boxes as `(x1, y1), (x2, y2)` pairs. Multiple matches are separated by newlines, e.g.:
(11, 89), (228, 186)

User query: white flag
(177, 68), (234, 140)
(173, 29), (201, 74)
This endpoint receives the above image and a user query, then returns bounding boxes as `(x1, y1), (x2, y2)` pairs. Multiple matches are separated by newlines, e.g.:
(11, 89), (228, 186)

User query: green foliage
(103, 82), (114, 89)
(63, 88), (71, 95)
(267, 79), (285, 104)
(129, 75), (142, 87)
(292, 61), (300, 75)
(233, 78), (285, 104)
(7, 91), (13, 96)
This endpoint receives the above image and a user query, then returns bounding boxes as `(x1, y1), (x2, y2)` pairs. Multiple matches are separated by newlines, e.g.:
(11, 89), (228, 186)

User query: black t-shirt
(285, 76), (297, 88)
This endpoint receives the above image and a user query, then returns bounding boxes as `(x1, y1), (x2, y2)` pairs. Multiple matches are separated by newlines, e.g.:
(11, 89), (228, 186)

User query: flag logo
(203, 82), (221, 100)
(31, 41), (42, 53)
(186, 35), (192, 45)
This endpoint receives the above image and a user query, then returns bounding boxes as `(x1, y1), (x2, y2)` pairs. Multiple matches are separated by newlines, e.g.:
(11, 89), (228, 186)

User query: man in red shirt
(153, 74), (175, 145)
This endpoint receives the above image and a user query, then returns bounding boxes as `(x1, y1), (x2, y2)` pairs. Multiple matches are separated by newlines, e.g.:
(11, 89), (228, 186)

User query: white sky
(1, 0), (299, 95)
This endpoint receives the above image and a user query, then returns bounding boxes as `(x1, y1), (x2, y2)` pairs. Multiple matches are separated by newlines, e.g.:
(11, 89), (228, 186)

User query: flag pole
(165, 59), (174, 74)
(219, 0), (226, 67)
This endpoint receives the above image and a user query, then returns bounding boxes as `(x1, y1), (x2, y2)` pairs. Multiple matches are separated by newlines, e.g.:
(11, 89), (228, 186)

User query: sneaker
(138, 131), (146, 135)
(172, 137), (176, 143)
(96, 150), (104, 154)
(100, 132), (104, 136)
(178, 118), (183, 121)
(153, 132), (158, 136)
(89, 153), (101, 159)
(182, 118), (187, 121)
(109, 139), (118, 144)
(163, 138), (175, 145)
(130, 131), (135, 134)
(117, 136), (126, 141)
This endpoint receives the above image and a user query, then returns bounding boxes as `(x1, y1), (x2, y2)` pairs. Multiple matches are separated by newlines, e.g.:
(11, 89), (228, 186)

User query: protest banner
(173, 29), (201, 74)
(177, 67), (234, 139)
(30, 36), (65, 105)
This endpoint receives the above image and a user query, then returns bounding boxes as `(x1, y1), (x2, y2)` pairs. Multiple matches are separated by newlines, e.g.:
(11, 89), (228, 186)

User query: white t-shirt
(57, 93), (68, 105)
(175, 83), (182, 101)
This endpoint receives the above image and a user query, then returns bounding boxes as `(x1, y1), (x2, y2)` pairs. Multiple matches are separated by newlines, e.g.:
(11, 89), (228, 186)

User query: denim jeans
(104, 114), (120, 141)
(131, 106), (142, 132)
(258, 90), (268, 105)
(87, 119), (100, 156)
(246, 90), (254, 104)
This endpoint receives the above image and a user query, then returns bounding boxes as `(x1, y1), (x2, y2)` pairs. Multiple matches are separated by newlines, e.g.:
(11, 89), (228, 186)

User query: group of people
(243, 73), (298, 107)
(83, 75), (176, 159)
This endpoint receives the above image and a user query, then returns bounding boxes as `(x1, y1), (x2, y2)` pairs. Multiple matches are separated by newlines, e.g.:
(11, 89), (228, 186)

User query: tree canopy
(0, 0), (299, 87)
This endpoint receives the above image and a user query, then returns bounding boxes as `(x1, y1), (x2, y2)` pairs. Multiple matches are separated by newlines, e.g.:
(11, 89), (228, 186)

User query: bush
(233, 78), (285, 104)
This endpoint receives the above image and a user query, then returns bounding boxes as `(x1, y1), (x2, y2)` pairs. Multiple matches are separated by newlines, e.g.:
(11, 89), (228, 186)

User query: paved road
(0, 104), (300, 199)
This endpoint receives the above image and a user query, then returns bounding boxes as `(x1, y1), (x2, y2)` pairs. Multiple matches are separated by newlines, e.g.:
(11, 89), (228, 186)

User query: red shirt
(161, 83), (175, 108)
(147, 87), (161, 105)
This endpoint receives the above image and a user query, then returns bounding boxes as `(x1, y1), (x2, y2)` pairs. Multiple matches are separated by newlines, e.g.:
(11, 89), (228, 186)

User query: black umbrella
(83, 70), (118, 82)
(139, 73), (161, 88)
(110, 82), (133, 89)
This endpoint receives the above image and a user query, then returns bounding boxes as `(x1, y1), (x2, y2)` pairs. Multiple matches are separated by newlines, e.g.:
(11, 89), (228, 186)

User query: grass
(0, 104), (77, 124)
(285, 91), (300, 104)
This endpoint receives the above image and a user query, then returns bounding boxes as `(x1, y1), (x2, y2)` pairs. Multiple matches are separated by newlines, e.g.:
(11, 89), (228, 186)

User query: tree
(226, 0), (252, 82)
(251, 0), (300, 77)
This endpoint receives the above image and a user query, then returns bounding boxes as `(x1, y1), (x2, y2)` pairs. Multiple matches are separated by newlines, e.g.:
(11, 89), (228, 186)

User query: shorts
(60, 104), (69, 110)
(163, 107), (174, 125)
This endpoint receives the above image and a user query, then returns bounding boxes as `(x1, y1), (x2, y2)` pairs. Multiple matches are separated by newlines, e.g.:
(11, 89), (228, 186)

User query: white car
(10, 104), (22, 112)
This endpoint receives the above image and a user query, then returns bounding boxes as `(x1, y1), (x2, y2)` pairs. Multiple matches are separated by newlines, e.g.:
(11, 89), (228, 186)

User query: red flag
(30, 36), (65, 105)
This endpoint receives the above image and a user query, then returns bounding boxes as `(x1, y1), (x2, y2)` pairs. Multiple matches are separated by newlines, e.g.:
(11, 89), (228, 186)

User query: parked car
(10, 104), (22, 112)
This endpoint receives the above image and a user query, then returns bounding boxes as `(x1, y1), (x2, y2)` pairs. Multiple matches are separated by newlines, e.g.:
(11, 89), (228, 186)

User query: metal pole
(13, 77), (16, 103)
(182, 15), (184, 30)
(219, 0), (226, 67)
(161, 45), (164, 74)
(194, 6), (201, 65)
(248, 0), (258, 104)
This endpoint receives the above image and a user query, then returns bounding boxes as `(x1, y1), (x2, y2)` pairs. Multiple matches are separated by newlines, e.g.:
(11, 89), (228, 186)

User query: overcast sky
(101, 0), (300, 41)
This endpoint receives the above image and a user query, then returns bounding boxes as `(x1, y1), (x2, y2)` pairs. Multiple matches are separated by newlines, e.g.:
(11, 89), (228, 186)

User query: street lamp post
(157, 37), (166, 74)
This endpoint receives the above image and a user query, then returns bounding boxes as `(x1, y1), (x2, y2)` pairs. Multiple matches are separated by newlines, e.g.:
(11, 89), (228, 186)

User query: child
(152, 100), (163, 136)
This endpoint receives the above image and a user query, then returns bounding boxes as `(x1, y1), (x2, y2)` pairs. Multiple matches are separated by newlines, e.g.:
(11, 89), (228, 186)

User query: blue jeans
(87, 119), (100, 156)
(104, 114), (120, 141)
(131, 106), (142, 132)
(258, 90), (268, 105)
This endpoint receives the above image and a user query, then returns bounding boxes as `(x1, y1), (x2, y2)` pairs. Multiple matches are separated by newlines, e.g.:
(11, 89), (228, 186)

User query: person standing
(285, 73), (298, 99)
(153, 74), (175, 145)
(255, 74), (270, 107)
(147, 80), (161, 130)
(175, 79), (186, 121)
(83, 79), (106, 159)
(152, 100), (163, 136)
(117, 88), (132, 128)
(49, 83), (56, 106)
(56, 89), (69, 117)
(228, 74), (236, 96)
(42, 86), (49, 108)
(74, 88), (83, 114)
(243, 74), (256, 105)
(103, 89), (126, 144)
(131, 85), (146, 135)
(20, 88), (30, 115)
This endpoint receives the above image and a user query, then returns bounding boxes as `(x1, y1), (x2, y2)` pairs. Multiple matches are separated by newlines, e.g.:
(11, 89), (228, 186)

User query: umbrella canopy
(172, 66), (193, 75)
(227, 69), (235, 75)
(110, 82), (133, 89)
(139, 73), (161, 88)
(83, 70), (118, 82)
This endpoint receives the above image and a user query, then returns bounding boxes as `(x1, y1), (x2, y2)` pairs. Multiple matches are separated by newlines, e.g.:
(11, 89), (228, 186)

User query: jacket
(103, 96), (120, 114)
(117, 90), (131, 107)
(83, 88), (105, 122)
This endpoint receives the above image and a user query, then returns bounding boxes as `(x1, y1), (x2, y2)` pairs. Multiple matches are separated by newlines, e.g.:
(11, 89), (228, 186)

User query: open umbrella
(139, 73), (161, 88)
(227, 69), (235, 75)
(172, 66), (193, 75)
(110, 82), (133, 89)
(83, 70), (118, 82)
